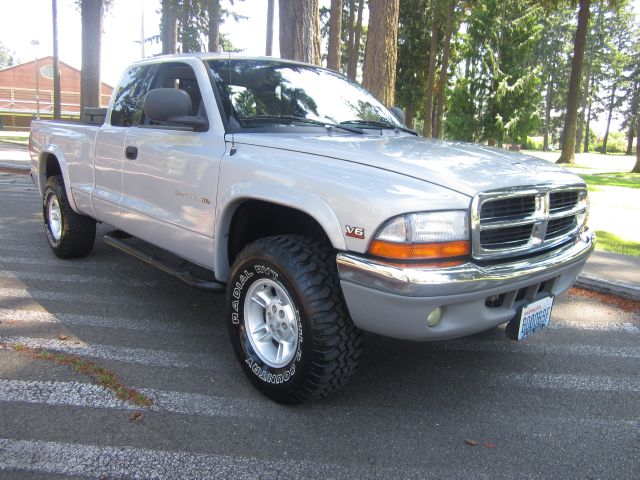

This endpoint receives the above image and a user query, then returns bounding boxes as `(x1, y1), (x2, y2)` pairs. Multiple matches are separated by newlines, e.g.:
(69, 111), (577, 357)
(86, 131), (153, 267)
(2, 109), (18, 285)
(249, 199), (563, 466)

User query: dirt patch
(569, 287), (640, 314)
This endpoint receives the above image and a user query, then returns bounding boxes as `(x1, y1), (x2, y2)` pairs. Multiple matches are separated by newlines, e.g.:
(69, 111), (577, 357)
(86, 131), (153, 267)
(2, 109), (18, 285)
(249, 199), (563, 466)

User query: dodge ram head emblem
(345, 225), (365, 239)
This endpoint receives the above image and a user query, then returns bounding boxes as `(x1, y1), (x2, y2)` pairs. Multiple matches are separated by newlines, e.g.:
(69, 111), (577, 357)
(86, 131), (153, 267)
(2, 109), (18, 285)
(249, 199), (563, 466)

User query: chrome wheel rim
(244, 278), (299, 368)
(47, 195), (62, 241)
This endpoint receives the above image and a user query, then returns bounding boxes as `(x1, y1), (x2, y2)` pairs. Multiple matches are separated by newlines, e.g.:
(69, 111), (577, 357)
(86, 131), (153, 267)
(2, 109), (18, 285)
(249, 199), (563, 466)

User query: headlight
(577, 190), (589, 229)
(369, 211), (470, 260)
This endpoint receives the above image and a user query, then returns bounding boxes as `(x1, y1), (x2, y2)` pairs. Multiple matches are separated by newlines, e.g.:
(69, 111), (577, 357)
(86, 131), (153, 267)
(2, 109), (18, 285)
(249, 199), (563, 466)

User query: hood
(232, 132), (583, 197)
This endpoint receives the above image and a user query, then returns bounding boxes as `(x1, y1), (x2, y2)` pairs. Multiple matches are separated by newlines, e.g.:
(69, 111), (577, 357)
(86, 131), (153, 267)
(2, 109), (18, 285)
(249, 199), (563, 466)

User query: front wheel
(227, 235), (363, 404)
(43, 175), (96, 258)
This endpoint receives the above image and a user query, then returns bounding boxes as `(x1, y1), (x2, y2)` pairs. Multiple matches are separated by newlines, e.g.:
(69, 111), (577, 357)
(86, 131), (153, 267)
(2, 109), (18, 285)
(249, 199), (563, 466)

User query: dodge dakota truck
(30, 54), (595, 403)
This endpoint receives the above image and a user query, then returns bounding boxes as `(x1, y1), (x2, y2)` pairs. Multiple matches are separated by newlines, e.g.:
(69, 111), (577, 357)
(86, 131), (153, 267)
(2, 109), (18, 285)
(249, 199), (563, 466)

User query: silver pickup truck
(30, 54), (595, 403)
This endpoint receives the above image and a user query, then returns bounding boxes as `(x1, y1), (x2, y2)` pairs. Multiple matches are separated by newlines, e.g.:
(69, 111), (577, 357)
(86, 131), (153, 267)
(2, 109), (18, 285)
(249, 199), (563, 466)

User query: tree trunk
(543, 73), (552, 151)
(601, 83), (617, 154)
(266, 0), (274, 56)
(423, 1), (440, 138)
(558, 0), (590, 164)
(347, 0), (364, 80)
(362, 0), (400, 106)
(279, 0), (320, 64)
(312, 1), (321, 65)
(181, 1), (191, 53)
(584, 102), (592, 152)
(576, 42), (594, 153)
(346, 0), (356, 77)
(633, 110), (640, 173)
(576, 109), (585, 154)
(80, 0), (104, 112)
(405, 104), (415, 130)
(327, 0), (343, 71)
(161, 0), (178, 54)
(208, 0), (221, 52)
(52, 0), (61, 119)
(434, 0), (456, 139)
(627, 85), (638, 155)
(627, 124), (635, 156)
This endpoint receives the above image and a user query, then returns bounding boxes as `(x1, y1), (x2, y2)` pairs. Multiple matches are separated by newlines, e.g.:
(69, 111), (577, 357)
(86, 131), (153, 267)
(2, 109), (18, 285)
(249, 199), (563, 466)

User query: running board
(103, 231), (225, 293)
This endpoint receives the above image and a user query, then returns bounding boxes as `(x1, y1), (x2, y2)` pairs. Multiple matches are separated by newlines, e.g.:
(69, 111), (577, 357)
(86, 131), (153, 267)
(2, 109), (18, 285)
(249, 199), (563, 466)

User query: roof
(130, 53), (317, 69)
(0, 56), (114, 89)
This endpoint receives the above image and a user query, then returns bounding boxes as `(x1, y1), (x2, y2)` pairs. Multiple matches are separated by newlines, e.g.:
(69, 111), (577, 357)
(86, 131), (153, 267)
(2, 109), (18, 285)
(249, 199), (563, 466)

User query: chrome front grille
(471, 185), (588, 260)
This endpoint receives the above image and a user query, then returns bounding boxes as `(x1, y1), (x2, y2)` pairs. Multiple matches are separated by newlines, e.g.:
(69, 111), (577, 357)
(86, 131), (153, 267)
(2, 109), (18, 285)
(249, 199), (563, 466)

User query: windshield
(207, 59), (404, 132)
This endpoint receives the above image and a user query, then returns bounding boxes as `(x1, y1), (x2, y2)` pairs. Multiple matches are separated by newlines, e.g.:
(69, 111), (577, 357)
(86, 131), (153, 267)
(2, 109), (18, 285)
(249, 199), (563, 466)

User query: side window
(110, 66), (153, 127)
(144, 63), (207, 125)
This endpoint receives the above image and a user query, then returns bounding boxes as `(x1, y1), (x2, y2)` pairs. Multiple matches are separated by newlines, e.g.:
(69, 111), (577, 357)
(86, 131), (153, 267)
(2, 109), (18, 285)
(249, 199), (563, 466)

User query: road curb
(576, 274), (640, 301)
(0, 163), (30, 175)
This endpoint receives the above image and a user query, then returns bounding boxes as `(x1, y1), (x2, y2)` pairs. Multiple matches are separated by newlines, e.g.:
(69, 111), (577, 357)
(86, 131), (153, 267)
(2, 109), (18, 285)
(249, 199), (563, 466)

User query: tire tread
(231, 235), (363, 403)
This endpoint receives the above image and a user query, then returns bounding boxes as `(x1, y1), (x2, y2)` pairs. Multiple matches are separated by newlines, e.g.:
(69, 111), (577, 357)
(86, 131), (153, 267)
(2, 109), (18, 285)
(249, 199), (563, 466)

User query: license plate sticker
(514, 296), (554, 340)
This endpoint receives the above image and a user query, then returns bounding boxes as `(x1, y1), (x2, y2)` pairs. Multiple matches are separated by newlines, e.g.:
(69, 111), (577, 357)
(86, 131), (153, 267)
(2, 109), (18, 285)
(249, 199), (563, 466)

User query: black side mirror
(389, 106), (406, 124)
(143, 88), (207, 131)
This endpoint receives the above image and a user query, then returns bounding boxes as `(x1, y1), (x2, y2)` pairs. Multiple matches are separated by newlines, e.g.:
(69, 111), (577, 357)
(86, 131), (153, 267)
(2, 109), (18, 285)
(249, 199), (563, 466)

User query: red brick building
(0, 56), (113, 129)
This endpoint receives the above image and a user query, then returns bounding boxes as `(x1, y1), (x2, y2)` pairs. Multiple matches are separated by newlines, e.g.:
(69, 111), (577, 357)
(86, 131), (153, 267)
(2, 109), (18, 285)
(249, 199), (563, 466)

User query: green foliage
(444, 0), (543, 145)
(219, 33), (242, 53)
(179, 0), (208, 52)
(585, 127), (598, 151)
(534, 5), (574, 147)
(0, 42), (16, 68)
(158, 0), (246, 53)
(395, 0), (431, 118)
(524, 136), (544, 150)
(595, 131), (628, 153)
(444, 78), (476, 141)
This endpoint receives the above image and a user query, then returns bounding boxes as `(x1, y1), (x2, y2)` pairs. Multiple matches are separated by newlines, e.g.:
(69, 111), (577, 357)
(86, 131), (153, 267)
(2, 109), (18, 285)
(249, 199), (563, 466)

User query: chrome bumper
(337, 231), (595, 298)
(336, 231), (595, 341)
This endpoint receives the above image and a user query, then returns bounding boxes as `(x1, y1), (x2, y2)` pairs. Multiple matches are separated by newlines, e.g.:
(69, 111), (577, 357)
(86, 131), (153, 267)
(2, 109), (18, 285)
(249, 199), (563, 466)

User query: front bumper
(336, 231), (595, 341)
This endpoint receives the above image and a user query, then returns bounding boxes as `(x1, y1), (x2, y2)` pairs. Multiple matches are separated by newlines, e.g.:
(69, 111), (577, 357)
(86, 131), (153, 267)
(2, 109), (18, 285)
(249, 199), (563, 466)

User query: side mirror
(143, 88), (207, 131)
(389, 106), (405, 124)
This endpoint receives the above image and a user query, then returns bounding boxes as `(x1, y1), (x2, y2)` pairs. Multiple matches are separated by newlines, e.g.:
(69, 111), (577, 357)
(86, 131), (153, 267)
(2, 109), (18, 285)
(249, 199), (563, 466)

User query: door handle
(125, 146), (138, 160)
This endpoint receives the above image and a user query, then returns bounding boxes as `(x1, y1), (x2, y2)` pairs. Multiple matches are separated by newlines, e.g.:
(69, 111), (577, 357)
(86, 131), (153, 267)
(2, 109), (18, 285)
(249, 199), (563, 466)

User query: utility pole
(266, 0), (274, 56)
(31, 40), (40, 120)
(52, 0), (61, 119)
(140, 8), (146, 58)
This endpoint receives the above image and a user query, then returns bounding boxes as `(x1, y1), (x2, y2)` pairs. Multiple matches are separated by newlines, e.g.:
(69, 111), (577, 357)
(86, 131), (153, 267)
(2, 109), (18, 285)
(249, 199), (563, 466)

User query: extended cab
(30, 54), (595, 403)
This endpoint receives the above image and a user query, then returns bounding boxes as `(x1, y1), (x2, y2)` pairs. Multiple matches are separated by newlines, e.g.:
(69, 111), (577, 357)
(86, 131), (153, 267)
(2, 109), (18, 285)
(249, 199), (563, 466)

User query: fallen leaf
(129, 412), (144, 422)
(58, 334), (68, 341)
(483, 443), (496, 448)
(464, 439), (478, 446)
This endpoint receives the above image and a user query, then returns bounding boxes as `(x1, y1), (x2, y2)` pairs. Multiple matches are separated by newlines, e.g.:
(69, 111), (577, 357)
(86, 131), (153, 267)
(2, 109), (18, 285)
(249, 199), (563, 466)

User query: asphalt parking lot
(0, 172), (639, 479)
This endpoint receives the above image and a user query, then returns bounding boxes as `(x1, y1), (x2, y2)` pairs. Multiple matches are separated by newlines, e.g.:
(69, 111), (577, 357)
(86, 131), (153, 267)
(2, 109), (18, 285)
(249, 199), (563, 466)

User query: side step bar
(103, 231), (226, 293)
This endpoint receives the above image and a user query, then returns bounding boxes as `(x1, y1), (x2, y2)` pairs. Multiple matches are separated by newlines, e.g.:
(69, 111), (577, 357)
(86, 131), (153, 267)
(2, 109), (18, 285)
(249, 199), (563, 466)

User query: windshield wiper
(239, 115), (363, 134)
(340, 120), (418, 136)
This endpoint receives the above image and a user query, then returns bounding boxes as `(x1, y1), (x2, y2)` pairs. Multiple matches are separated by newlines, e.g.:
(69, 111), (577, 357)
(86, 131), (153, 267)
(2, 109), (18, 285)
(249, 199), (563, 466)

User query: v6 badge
(345, 225), (365, 239)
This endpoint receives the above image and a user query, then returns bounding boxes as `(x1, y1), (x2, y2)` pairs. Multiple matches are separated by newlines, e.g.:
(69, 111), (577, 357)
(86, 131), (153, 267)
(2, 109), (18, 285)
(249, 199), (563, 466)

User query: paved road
(0, 173), (639, 479)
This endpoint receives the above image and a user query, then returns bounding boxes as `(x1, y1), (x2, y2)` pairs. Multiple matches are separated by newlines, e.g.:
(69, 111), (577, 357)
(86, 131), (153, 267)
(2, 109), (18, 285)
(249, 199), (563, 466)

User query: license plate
(507, 296), (554, 341)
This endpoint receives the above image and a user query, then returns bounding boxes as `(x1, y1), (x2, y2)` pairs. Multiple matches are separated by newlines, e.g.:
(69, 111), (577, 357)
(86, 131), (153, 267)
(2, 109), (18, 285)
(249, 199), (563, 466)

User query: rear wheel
(43, 175), (96, 258)
(227, 235), (363, 403)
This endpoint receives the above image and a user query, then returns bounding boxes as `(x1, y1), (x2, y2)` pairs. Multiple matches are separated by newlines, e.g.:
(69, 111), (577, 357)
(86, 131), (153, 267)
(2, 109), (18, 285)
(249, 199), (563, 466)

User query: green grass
(595, 230), (640, 257)
(578, 172), (640, 190)
(0, 136), (28, 145)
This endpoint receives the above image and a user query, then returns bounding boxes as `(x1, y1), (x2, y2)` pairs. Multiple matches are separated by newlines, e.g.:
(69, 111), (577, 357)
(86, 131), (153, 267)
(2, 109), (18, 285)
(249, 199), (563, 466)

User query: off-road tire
(227, 235), (363, 404)
(43, 175), (96, 258)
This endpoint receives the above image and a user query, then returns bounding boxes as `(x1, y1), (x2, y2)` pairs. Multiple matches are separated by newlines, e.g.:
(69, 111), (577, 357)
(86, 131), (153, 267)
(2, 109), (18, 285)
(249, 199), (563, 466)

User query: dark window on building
(110, 65), (154, 127)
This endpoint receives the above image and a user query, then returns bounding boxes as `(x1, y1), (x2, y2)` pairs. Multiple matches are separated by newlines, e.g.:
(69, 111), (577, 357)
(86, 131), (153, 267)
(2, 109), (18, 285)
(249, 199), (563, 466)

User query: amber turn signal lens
(368, 240), (470, 260)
